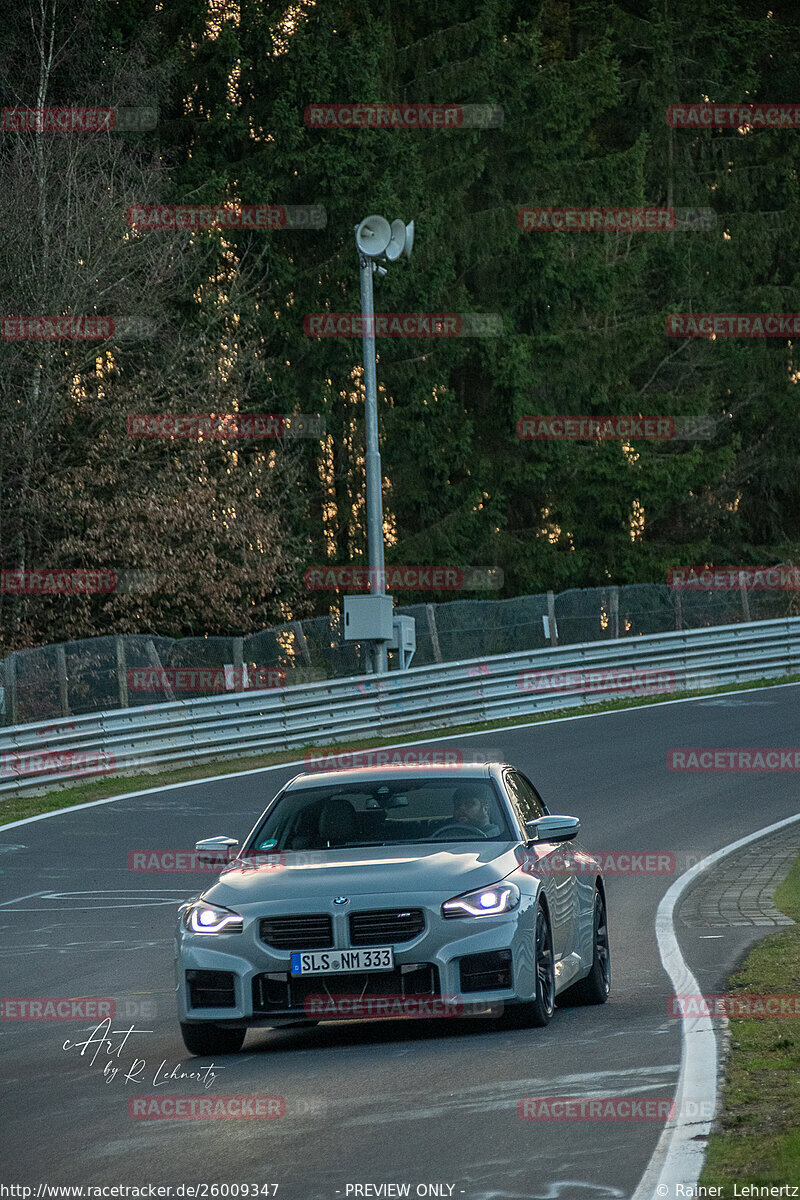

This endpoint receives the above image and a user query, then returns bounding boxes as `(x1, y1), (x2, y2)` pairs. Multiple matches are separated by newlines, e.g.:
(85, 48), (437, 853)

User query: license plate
(290, 948), (394, 976)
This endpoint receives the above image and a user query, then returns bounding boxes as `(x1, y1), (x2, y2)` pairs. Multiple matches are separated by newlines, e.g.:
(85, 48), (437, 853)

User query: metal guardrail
(1, 617), (798, 796)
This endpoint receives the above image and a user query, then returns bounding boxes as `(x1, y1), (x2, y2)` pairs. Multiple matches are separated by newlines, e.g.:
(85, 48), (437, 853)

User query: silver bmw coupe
(175, 762), (610, 1054)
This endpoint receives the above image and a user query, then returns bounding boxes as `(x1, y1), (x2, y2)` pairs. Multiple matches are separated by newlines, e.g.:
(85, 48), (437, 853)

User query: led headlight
(442, 881), (520, 918)
(185, 901), (244, 934)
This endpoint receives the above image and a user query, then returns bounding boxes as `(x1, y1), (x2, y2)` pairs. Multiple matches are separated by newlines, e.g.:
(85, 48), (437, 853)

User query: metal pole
(738, 571), (751, 623)
(115, 636), (129, 710)
(359, 252), (388, 673)
(426, 603), (442, 663)
(56, 645), (70, 717)
(232, 636), (244, 691)
(547, 591), (558, 647)
(610, 586), (619, 640)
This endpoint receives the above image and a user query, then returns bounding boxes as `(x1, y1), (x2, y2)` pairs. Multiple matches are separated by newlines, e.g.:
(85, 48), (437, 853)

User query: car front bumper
(175, 891), (539, 1026)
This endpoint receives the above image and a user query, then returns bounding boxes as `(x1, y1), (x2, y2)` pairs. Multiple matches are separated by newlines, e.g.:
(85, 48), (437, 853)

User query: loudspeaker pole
(352, 215), (415, 674)
(358, 250), (387, 674)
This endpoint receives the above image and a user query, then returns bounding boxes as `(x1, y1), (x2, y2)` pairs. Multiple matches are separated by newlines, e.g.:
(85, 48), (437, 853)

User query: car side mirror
(525, 815), (580, 844)
(195, 836), (239, 863)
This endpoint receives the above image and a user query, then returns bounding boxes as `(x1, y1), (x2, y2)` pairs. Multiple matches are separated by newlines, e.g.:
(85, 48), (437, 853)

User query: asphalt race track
(2, 685), (799, 1200)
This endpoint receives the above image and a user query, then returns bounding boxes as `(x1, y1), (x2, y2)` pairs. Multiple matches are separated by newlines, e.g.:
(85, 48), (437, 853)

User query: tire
(180, 1022), (246, 1056)
(502, 903), (555, 1028)
(558, 887), (611, 1007)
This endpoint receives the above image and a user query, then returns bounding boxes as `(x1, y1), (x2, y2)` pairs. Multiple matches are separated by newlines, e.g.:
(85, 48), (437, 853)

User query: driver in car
(450, 785), (503, 836)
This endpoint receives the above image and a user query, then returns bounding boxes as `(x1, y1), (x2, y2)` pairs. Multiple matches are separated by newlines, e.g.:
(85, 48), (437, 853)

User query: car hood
(202, 842), (521, 906)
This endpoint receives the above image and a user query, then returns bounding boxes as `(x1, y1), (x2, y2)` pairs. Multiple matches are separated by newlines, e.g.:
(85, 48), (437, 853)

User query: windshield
(247, 778), (515, 850)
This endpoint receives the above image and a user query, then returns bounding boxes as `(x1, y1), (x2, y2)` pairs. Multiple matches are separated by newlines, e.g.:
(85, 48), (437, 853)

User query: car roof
(285, 762), (510, 790)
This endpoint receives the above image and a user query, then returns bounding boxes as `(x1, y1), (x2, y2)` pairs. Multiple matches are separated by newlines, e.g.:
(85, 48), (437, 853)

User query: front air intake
(459, 950), (513, 993)
(186, 969), (236, 1008)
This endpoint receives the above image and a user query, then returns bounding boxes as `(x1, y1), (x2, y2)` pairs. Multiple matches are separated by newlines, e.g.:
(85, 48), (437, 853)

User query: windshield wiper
(328, 840), (391, 848)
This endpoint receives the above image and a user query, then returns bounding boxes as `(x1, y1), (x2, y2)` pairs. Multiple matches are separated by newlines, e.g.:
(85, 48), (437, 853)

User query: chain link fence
(1, 581), (796, 727)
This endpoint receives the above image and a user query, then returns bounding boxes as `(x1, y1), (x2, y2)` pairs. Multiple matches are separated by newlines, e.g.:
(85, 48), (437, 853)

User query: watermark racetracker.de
(518, 206), (716, 232)
(127, 414), (325, 439)
(667, 103), (800, 128)
(0, 749), (115, 780)
(666, 313), (800, 338)
(2, 316), (155, 341)
(128, 1096), (284, 1119)
(303, 994), (498, 1019)
(1, 996), (158, 1020)
(667, 749), (800, 772)
(0, 106), (157, 132)
(667, 566), (800, 590)
(518, 1096), (682, 1120)
(517, 416), (715, 441)
(128, 204), (326, 230)
(304, 103), (503, 129)
(303, 313), (502, 338)
(127, 667), (286, 692)
(305, 566), (503, 591)
(517, 668), (677, 696)
(517, 848), (677, 876)
(669, 994), (800, 1018)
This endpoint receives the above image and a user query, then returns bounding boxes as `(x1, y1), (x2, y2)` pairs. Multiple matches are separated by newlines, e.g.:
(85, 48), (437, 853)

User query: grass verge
(2, 671), (799, 828)
(700, 851), (800, 1185)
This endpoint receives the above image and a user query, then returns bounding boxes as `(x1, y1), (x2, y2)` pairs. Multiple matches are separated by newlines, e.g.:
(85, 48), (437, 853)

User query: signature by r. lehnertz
(62, 1017), (222, 1089)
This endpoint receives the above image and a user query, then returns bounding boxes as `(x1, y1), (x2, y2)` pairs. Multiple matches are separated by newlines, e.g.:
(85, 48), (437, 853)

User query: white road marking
(40, 889), (188, 896)
(0, 891), (47, 908)
(631, 809), (800, 1200)
(0, 940), (170, 954)
(0, 888), (189, 911)
(1, 679), (798, 833)
(302, 1064), (680, 1127)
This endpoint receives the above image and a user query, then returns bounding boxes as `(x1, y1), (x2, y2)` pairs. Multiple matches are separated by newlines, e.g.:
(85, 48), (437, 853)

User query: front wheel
(558, 887), (611, 1006)
(503, 903), (555, 1028)
(180, 1022), (246, 1056)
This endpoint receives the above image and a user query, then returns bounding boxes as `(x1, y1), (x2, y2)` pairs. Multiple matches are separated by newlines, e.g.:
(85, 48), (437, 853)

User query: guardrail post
(115, 636), (129, 709)
(56, 645), (70, 717)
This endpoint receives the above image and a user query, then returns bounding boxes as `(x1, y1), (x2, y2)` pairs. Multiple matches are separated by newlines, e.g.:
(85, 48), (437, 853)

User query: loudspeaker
(385, 219), (414, 261)
(355, 215), (392, 257)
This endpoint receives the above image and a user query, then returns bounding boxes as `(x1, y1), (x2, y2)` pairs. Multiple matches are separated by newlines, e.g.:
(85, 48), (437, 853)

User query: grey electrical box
(342, 594), (394, 641)
(389, 615), (415, 652)
(389, 615), (416, 669)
